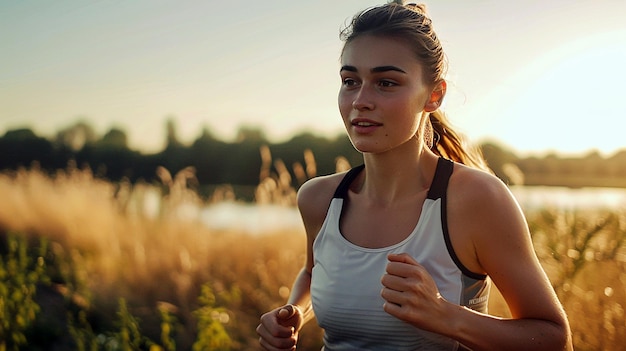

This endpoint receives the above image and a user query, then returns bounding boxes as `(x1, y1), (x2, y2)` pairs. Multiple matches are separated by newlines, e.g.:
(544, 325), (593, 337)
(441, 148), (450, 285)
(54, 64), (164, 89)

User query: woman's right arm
(257, 268), (312, 351)
(257, 174), (341, 350)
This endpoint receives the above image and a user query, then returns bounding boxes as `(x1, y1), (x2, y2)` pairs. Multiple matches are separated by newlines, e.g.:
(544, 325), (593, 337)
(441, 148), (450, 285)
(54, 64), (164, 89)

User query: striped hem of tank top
(333, 157), (487, 281)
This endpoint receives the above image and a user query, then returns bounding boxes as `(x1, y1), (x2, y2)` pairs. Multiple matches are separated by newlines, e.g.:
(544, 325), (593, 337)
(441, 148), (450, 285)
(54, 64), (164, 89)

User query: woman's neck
(356, 146), (439, 206)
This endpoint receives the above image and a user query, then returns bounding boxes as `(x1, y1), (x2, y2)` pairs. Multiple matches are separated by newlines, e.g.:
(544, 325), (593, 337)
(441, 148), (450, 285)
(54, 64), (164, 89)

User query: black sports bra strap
(427, 157), (454, 200)
(333, 164), (365, 198)
(333, 158), (452, 200)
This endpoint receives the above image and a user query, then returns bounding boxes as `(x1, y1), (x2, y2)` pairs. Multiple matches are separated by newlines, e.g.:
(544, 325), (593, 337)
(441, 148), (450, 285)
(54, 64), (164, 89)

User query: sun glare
(469, 30), (626, 156)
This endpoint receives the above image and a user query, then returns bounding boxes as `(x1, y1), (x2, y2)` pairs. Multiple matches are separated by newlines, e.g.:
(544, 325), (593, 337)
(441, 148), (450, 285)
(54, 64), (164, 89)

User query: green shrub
(0, 234), (49, 351)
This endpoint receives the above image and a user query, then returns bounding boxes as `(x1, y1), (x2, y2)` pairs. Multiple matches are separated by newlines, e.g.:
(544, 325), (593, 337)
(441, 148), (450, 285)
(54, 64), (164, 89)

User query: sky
(2, 0), (626, 156)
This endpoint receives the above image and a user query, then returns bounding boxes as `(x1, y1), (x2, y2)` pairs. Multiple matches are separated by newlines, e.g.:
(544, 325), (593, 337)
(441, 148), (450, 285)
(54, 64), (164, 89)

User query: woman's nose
(352, 88), (374, 110)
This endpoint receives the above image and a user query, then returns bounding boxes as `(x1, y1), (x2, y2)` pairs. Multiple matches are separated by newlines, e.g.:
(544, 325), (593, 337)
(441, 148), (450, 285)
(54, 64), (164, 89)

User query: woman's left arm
(382, 170), (573, 350)
(448, 170), (572, 350)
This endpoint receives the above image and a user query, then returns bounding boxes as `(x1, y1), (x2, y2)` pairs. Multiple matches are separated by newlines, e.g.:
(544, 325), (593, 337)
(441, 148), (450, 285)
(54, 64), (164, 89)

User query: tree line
(0, 120), (362, 196)
(2, 120), (625, 195)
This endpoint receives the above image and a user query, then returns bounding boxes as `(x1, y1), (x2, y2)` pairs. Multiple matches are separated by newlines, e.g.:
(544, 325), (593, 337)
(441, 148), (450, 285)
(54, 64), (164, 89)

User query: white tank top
(310, 158), (490, 351)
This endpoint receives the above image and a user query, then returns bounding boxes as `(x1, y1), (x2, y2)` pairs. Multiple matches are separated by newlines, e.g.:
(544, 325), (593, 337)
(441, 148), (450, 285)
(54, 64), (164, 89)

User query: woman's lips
(351, 119), (382, 133)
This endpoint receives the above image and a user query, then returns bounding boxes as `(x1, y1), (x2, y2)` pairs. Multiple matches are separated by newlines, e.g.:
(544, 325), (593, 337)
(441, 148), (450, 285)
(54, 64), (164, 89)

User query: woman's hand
(257, 304), (304, 351)
(381, 253), (448, 333)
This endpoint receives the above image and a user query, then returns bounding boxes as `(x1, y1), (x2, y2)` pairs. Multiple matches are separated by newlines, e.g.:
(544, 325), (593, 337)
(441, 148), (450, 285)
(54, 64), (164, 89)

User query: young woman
(257, 2), (572, 350)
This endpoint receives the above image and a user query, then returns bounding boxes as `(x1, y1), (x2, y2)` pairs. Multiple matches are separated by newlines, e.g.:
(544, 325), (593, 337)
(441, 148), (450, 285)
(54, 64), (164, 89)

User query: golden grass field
(0, 158), (624, 350)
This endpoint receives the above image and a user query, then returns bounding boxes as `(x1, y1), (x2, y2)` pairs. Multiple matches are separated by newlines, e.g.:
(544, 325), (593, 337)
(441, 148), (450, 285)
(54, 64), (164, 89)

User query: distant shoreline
(522, 174), (626, 189)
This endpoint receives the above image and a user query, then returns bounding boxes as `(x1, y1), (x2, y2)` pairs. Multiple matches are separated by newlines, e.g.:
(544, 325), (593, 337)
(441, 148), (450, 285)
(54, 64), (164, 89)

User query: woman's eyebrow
(340, 65), (358, 73)
(340, 65), (406, 74)
(371, 65), (406, 74)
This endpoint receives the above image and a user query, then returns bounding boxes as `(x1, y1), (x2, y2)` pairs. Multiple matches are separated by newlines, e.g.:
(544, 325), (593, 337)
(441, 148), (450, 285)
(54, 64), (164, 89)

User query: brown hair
(340, 2), (489, 171)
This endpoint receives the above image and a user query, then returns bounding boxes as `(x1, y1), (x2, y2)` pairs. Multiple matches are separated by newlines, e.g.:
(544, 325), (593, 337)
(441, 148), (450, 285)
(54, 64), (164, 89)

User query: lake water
(509, 186), (626, 210)
(199, 202), (303, 234)
(198, 186), (626, 235)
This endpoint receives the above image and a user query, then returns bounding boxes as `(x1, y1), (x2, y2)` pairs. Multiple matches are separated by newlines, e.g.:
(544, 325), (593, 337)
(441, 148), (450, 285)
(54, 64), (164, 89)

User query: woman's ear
(424, 80), (447, 112)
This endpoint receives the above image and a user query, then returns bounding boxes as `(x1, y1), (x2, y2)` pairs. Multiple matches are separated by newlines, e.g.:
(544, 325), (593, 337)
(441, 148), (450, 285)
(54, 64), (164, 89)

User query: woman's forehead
(341, 36), (422, 73)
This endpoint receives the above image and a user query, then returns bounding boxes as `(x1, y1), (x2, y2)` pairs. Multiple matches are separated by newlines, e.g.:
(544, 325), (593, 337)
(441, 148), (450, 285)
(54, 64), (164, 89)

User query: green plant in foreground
(68, 310), (98, 351)
(192, 284), (232, 351)
(0, 234), (49, 351)
(89, 297), (155, 351)
(114, 298), (146, 351)
(158, 302), (177, 351)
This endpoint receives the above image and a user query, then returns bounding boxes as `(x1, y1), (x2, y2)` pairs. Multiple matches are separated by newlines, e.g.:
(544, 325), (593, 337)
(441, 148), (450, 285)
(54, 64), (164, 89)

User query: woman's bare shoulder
(447, 163), (527, 250)
(449, 162), (535, 268)
(449, 163), (514, 205)
(297, 172), (346, 211)
(296, 171), (349, 234)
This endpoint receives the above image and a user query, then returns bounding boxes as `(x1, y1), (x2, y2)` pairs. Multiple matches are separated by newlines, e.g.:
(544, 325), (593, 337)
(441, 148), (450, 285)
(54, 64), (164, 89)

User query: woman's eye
(379, 80), (397, 87)
(342, 78), (358, 87)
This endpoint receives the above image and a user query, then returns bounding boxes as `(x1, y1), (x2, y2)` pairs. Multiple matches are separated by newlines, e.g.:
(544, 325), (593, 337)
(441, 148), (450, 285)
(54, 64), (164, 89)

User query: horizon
(4, 117), (625, 160)
(2, 0), (626, 157)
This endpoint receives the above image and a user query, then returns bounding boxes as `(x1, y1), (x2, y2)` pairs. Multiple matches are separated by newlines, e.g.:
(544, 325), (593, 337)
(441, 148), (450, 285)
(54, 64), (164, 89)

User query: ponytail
(427, 111), (490, 172)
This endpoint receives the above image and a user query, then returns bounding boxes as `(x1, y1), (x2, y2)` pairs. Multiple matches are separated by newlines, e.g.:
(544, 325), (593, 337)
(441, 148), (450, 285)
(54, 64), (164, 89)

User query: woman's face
(338, 35), (439, 154)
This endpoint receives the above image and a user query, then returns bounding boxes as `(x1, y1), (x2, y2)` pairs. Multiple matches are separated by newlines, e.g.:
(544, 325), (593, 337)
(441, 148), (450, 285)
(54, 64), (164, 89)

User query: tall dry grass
(0, 150), (624, 350)
(0, 154), (324, 350)
(526, 208), (626, 349)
